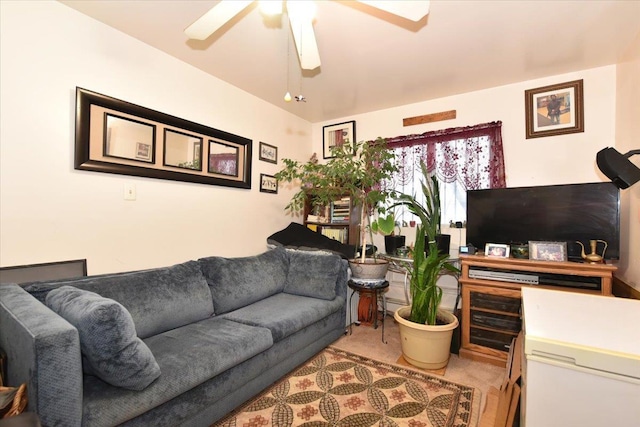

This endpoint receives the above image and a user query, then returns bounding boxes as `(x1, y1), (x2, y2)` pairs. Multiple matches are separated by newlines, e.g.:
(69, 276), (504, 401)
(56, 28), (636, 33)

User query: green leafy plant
(392, 161), (459, 325)
(370, 213), (397, 235)
(274, 138), (398, 261)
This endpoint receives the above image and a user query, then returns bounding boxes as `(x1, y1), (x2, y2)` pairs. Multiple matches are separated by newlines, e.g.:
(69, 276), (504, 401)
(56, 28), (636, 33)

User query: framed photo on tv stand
(485, 243), (510, 258)
(529, 241), (568, 262)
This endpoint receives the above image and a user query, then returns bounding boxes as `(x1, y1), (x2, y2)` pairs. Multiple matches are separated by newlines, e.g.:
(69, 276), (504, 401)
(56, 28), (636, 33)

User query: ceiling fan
(185, 1), (430, 70)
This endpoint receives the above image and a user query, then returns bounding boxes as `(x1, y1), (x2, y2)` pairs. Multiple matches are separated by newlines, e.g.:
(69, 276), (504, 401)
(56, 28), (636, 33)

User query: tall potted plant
(392, 160), (459, 369)
(274, 138), (398, 278)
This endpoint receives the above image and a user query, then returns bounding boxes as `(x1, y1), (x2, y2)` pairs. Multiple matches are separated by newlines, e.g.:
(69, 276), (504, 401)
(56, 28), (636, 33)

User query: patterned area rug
(213, 346), (481, 427)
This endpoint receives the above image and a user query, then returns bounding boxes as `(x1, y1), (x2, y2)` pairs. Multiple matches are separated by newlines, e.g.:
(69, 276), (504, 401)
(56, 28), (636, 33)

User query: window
(384, 121), (506, 225)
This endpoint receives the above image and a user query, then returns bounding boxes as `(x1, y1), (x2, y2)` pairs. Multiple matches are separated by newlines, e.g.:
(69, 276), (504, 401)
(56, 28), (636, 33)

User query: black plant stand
(347, 279), (389, 344)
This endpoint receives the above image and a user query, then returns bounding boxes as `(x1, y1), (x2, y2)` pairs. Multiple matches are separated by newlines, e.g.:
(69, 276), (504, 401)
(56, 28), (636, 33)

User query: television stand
(458, 255), (615, 366)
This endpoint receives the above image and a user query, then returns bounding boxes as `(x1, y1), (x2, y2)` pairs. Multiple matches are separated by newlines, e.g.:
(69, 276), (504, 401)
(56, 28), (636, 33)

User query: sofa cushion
(81, 317), (273, 427)
(45, 286), (160, 391)
(198, 247), (289, 314)
(23, 260), (214, 339)
(284, 249), (342, 300)
(221, 292), (345, 342)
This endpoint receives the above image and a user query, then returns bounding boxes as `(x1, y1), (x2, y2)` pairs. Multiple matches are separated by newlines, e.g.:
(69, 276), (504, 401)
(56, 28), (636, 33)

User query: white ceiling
(59, 0), (640, 124)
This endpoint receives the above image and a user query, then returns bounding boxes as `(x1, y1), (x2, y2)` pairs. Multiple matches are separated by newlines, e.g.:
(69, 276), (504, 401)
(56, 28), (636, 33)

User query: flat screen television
(466, 182), (620, 261)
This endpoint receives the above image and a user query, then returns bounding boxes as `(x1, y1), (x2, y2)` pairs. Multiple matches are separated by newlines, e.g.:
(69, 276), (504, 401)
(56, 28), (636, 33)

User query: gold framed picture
(529, 241), (568, 262)
(525, 79), (584, 139)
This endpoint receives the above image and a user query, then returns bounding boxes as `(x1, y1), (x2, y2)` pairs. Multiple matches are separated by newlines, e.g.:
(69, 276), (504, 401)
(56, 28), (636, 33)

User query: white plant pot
(394, 306), (459, 370)
(348, 258), (389, 280)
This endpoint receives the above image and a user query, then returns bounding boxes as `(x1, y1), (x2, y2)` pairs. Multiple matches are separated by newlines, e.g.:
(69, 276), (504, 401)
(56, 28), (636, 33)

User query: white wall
(313, 66), (617, 187)
(0, 1), (310, 274)
(615, 31), (640, 290)
(310, 66), (638, 282)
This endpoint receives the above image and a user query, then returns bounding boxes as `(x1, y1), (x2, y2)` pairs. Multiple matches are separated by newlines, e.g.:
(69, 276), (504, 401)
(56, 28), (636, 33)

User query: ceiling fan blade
(185, 0), (254, 40)
(288, 14), (321, 70)
(357, 0), (430, 22)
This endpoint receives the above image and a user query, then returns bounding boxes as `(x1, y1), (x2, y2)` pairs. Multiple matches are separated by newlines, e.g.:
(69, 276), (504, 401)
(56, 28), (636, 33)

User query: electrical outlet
(124, 183), (136, 201)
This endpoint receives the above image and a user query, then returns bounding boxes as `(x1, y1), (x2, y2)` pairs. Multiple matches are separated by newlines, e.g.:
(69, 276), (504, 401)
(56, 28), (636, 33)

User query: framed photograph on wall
(529, 241), (568, 262)
(525, 79), (584, 139)
(323, 120), (356, 159)
(259, 142), (277, 164)
(485, 243), (510, 258)
(259, 173), (278, 194)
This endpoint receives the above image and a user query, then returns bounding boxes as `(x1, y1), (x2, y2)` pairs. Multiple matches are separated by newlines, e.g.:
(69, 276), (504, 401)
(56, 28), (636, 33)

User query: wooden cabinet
(462, 284), (522, 365)
(303, 196), (361, 245)
(459, 255), (616, 367)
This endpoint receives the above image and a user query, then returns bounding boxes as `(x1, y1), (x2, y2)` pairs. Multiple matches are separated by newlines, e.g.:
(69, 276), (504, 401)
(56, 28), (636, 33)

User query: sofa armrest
(0, 284), (83, 427)
(335, 260), (349, 299)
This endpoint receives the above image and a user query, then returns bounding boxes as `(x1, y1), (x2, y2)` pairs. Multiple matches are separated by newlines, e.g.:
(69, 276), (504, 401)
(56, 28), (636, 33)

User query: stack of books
(321, 228), (348, 243)
(306, 214), (321, 222)
(330, 197), (351, 223)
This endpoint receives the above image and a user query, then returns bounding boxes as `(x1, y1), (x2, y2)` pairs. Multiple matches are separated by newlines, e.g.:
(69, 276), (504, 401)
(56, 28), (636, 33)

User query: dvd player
(469, 268), (539, 284)
(468, 267), (601, 290)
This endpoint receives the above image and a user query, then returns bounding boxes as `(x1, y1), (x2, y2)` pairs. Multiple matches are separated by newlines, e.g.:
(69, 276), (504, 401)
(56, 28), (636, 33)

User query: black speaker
(596, 147), (640, 189)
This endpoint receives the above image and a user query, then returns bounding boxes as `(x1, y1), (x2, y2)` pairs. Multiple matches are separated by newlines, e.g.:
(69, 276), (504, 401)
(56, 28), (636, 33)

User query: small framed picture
(259, 173), (278, 194)
(135, 142), (151, 161)
(259, 142), (277, 164)
(529, 241), (568, 262)
(525, 79), (584, 139)
(323, 120), (355, 159)
(485, 243), (510, 258)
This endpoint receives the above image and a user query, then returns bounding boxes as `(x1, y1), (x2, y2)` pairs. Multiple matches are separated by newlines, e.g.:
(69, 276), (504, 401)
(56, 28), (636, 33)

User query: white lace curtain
(383, 121), (506, 223)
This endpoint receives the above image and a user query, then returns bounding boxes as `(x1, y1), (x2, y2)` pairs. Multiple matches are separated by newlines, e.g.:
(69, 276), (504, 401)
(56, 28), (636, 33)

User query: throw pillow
(284, 249), (342, 300)
(45, 286), (160, 391)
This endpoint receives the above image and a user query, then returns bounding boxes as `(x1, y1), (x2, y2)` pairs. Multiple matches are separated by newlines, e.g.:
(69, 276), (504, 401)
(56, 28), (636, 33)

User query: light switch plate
(124, 183), (136, 201)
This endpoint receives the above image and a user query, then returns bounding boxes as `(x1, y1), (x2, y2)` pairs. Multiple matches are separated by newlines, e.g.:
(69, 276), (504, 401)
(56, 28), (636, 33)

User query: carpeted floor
(213, 346), (482, 427)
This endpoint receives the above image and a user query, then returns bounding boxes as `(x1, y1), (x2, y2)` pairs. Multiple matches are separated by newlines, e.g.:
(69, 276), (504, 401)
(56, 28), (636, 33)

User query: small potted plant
(391, 160), (459, 369)
(275, 138), (398, 278)
(371, 213), (406, 256)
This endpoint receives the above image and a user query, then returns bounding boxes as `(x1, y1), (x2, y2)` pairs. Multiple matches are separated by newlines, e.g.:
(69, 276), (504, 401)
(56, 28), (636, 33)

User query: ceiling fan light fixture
(258, 0), (283, 16)
(185, 0), (428, 71)
(284, 91), (292, 102)
(286, 0), (317, 21)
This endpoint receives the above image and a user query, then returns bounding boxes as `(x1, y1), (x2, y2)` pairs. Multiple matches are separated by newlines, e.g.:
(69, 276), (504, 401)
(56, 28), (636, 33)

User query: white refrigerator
(521, 287), (640, 427)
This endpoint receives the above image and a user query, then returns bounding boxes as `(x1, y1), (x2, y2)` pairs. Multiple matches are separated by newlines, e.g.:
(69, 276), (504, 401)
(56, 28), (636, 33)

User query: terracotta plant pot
(394, 306), (458, 369)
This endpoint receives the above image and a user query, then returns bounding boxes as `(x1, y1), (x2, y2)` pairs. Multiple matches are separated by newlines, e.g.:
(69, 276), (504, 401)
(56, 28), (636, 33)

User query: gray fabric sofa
(0, 247), (348, 427)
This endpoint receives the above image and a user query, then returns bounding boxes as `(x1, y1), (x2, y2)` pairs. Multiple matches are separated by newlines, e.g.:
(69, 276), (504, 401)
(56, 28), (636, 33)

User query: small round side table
(347, 279), (389, 343)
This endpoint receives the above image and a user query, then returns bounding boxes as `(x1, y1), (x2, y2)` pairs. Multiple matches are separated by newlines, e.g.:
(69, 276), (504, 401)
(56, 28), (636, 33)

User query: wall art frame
(75, 87), (252, 189)
(259, 142), (278, 164)
(259, 173), (278, 194)
(322, 120), (356, 159)
(528, 241), (568, 262)
(525, 79), (584, 139)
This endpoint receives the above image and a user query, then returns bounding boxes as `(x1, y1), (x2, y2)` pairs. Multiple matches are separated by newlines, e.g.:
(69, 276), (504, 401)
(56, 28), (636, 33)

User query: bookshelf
(304, 196), (360, 246)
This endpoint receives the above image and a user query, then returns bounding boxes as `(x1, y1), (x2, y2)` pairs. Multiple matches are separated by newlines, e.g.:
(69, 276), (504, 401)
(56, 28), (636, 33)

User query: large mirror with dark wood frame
(75, 87), (252, 188)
